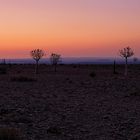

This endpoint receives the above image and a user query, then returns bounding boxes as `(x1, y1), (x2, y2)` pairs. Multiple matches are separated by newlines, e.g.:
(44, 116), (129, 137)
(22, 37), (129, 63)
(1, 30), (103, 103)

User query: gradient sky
(0, 0), (140, 58)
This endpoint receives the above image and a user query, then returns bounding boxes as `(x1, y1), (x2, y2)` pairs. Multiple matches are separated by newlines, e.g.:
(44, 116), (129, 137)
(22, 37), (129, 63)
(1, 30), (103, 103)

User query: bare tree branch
(50, 53), (61, 72)
(119, 46), (134, 76)
(30, 49), (45, 74)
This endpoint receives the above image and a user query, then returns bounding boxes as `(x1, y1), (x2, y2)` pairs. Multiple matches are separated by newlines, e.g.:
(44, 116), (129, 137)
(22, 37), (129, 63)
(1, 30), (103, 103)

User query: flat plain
(0, 64), (140, 140)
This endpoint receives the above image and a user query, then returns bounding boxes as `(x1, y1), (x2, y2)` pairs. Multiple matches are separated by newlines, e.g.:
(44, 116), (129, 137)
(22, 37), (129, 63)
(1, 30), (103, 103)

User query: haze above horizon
(0, 0), (140, 58)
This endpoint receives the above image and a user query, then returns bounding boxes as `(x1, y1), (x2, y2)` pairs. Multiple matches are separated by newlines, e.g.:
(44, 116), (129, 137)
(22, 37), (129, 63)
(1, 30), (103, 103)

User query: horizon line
(0, 56), (139, 60)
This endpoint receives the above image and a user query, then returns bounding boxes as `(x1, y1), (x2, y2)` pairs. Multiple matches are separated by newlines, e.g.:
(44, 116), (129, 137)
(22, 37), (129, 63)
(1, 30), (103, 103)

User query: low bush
(0, 128), (21, 140)
(89, 71), (96, 78)
(47, 126), (62, 135)
(11, 76), (36, 82)
(0, 67), (7, 74)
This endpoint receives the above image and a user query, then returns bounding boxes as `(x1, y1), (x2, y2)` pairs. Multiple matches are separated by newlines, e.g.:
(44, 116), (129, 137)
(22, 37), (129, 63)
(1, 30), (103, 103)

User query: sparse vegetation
(0, 128), (21, 140)
(89, 71), (96, 78)
(47, 126), (62, 135)
(113, 60), (118, 74)
(50, 53), (61, 72)
(133, 57), (138, 64)
(30, 49), (45, 74)
(0, 59), (6, 65)
(0, 67), (7, 74)
(119, 46), (134, 76)
(11, 76), (36, 82)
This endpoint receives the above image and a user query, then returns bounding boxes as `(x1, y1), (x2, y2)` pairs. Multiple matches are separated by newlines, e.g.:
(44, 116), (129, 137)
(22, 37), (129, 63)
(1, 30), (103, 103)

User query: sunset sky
(0, 0), (140, 58)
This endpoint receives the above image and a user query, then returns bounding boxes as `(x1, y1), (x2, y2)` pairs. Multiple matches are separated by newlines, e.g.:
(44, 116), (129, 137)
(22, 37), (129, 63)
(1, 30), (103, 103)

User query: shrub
(0, 128), (21, 140)
(47, 126), (62, 135)
(73, 65), (77, 68)
(65, 78), (73, 83)
(0, 67), (7, 74)
(30, 49), (45, 74)
(11, 76), (36, 82)
(89, 72), (96, 78)
(113, 71), (118, 75)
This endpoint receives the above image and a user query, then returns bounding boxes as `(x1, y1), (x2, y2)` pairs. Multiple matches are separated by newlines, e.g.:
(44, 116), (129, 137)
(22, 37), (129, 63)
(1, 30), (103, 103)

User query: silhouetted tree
(119, 46), (134, 76)
(2, 59), (6, 65)
(50, 53), (61, 72)
(133, 57), (138, 64)
(30, 49), (45, 74)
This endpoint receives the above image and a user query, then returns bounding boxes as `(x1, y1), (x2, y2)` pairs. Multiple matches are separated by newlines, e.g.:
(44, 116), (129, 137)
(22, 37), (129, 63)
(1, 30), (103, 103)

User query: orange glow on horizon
(0, 0), (140, 58)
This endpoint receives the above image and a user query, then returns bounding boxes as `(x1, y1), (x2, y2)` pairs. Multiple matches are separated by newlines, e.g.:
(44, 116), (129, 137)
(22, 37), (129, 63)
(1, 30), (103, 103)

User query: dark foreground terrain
(0, 64), (140, 140)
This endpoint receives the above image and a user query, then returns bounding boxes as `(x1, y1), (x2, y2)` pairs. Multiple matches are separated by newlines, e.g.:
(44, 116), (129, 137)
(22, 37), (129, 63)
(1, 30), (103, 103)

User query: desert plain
(0, 64), (140, 140)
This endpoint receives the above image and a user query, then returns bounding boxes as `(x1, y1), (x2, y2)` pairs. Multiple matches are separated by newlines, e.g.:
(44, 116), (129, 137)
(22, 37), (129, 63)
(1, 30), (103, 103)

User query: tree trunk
(125, 57), (128, 76)
(35, 60), (39, 74)
(54, 64), (57, 72)
(113, 60), (116, 74)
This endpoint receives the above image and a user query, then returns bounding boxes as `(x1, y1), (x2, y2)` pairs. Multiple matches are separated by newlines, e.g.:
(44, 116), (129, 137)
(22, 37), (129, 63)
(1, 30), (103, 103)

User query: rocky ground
(0, 64), (140, 140)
